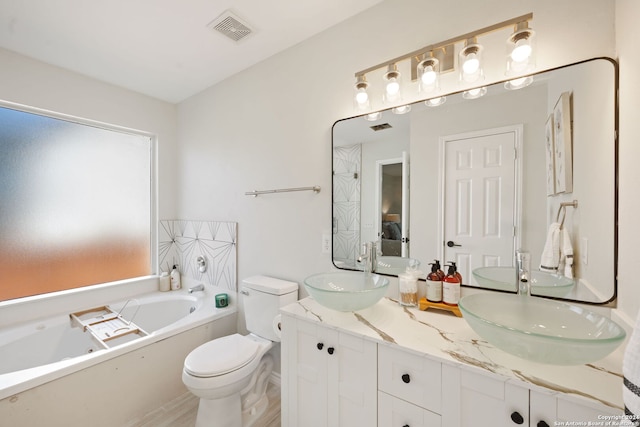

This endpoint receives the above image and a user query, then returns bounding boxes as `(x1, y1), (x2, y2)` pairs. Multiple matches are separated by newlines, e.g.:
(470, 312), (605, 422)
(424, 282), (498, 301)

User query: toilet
(182, 275), (298, 427)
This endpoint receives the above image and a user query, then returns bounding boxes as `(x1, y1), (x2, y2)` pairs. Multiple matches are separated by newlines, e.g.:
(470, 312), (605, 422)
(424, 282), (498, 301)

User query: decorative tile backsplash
(159, 220), (237, 291)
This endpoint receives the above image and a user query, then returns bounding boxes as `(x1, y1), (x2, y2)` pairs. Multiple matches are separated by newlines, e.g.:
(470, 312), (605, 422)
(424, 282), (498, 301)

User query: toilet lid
(184, 334), (260, 377)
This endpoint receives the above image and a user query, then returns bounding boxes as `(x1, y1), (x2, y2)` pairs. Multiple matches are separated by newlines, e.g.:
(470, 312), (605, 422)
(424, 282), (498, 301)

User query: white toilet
(182, 275), (298, 427)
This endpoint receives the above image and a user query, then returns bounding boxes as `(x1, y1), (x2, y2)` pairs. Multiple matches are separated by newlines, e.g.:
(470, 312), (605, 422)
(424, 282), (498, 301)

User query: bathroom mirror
(332, 57), (618, 304)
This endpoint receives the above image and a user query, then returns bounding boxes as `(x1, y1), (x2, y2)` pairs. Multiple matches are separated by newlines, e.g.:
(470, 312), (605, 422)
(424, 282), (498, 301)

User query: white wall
(0, 47), (179, 221)
(177, 0), (617, 303)
(616, 0), (640, 323)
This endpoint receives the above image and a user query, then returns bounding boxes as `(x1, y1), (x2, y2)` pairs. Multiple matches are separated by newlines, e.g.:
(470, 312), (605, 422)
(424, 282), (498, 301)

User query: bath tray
(70, 306), (149, 347)
(418, 298), (462, 317)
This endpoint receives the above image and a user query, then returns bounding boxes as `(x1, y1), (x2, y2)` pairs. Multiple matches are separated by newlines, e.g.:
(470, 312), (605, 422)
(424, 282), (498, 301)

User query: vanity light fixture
(353, 75), (371, 111)
(504, 76), (533, 90)
(351, 13), (533, 112)
(462, 86), (487, 99)
(459, 37), (484, 83)
(506, 21), (536, 76)
(364, 111), (382, 121)
(425, 96), (446, 107)
(383, 63), (403, 104)
(392, 105), (412, 115)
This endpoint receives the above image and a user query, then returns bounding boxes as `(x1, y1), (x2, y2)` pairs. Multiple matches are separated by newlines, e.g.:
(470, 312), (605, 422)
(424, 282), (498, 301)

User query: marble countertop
(280, 296), (625, 411)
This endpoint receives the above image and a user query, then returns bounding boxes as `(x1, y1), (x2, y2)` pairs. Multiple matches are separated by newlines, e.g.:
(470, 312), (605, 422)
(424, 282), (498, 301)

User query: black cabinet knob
(537, 422), (550, 427)
(510, 411), (524, 425)
(317, 343), (324, 350)
(403, 425), (410, 427)
(327, 347), (335, 355)
(401, 373), (411, 384)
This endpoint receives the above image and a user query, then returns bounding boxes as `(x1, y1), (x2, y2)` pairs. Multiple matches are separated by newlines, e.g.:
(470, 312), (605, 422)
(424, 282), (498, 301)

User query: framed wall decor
(553, 91), (573, 193)
(544, 113), (556, 196)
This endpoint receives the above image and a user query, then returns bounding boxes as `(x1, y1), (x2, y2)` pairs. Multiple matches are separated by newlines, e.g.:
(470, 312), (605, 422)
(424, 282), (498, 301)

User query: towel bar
(556, 200), (578, 228)
(245, 186), (321, 197)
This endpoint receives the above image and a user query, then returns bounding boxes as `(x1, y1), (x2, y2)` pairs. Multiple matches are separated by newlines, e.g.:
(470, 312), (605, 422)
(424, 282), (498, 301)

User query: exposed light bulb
(355, 89), (369, 105)
(421, 66), (437, 85)
(386, 78), (400, 96)
(511, 39), (532, 63)
(463, 54), (480, 75)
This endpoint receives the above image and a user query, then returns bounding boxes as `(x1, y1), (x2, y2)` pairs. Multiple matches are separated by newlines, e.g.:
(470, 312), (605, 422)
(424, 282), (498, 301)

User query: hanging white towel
(624, 311), (640, 424)
(560, 227), (574, 279)
(539, 222), (561, 273)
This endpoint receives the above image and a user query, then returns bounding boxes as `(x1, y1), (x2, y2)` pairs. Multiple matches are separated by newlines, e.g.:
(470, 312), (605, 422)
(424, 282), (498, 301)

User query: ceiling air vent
(370, 123), (392, 132)
(207, 11), (254, 43)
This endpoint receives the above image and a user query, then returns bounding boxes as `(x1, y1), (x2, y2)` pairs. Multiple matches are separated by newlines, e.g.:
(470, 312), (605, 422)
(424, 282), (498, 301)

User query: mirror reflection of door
(441, 126), (522, 285)
(377, 152), (409, 257)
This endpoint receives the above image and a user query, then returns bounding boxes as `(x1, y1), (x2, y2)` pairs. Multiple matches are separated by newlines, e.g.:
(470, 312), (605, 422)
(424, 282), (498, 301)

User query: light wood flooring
(126, 381), (280, 427)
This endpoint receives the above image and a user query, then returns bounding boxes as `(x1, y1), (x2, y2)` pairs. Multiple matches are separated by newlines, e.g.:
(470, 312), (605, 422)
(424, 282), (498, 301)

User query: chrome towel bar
(245, 186), (321, 197)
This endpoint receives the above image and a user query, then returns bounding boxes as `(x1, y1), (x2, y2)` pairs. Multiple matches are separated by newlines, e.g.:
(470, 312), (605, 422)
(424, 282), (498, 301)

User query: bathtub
(0, 276), (237, 426)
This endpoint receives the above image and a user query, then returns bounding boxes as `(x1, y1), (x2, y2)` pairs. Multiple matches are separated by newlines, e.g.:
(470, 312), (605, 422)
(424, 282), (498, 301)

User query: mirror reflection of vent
(208, 11), (254, 42)
(370, 123), (392, 132)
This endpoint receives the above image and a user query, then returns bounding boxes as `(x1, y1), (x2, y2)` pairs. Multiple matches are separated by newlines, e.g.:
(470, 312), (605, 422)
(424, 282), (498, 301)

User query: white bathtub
(0, 277), (237, 406)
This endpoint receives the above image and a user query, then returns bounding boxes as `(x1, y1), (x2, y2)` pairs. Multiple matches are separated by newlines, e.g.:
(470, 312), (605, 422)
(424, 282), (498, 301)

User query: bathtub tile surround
(333, 145), (361, 268)
(159, 220), (237, 291)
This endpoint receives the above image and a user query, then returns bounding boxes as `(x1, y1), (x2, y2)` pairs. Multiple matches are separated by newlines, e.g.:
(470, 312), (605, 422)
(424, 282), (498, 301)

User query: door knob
(446, 240), (461, 247)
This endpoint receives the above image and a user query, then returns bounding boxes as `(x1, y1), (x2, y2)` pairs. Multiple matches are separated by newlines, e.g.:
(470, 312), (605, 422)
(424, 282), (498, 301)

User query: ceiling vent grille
(370, 123), (392, 132)
(207, 11), (254, 43)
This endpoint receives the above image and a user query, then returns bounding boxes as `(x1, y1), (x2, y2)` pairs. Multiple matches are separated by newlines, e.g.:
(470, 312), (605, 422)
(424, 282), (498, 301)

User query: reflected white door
(442, 126), (522, 285)
(376, 151), (410, 257)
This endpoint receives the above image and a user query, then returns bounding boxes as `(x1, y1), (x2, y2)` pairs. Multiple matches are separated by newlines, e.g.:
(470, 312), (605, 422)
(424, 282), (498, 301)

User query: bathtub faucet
(188, 284), (205, 294)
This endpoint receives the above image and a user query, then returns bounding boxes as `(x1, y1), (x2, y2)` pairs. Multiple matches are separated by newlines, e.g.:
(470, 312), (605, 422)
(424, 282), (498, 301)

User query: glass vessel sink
(304, 271), (390, 312)
(472, 266), (574, 296)
(375, 256), (421, 276)
(458, 293), (626, 365)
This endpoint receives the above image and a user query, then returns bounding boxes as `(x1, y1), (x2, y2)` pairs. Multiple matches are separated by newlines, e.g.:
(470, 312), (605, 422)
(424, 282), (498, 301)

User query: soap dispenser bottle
(450, 261), (463, 285)
(434, 259), (445, 280)
(443, 264), (461, 306)
(170, 264), (181, 290)
(426, 262), (443, 302)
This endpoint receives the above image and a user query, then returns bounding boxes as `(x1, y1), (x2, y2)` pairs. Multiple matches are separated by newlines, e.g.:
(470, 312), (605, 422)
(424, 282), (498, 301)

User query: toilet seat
(184, 334), (260, 378)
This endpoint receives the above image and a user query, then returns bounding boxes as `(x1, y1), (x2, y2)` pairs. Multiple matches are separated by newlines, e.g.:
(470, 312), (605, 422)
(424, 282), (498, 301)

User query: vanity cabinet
(281, 306), (622, 427)
(281, 316), (377, 427)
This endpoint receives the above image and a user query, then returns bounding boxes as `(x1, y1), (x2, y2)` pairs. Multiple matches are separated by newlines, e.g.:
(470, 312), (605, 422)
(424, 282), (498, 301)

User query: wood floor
(126, 381), (281, 427)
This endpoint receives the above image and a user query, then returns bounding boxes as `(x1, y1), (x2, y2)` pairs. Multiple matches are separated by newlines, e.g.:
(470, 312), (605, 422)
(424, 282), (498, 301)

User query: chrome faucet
(357, 241), (378, 273)
(188, 284), (205, 294)
(516, 250), (531, 296)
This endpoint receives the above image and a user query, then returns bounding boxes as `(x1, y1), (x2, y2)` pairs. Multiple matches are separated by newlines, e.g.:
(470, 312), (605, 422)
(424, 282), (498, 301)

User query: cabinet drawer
(379, 391), (441, 427)
(378, 344), (442, 412)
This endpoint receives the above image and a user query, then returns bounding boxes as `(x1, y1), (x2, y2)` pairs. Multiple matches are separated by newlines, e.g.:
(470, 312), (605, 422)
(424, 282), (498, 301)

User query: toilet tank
(241, 275), (298, 342)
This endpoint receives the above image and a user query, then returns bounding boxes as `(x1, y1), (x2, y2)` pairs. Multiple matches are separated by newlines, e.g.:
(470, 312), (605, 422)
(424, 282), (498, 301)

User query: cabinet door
(442, 365), (528, 427)
(327, 331), (378, 427)
(283, 317), (331, 427)
(555, 394), (622, 424)
(379, 391), (441, 427)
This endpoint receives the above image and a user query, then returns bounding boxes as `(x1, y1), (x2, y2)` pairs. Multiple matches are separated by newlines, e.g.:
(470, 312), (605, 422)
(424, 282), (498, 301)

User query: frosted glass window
(0, 106), (152, 301)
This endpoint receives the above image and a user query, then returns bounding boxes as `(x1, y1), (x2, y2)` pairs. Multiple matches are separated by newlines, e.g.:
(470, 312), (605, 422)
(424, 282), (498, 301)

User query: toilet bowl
(182, 334), (274, 427)
(182, 275), (298, 427)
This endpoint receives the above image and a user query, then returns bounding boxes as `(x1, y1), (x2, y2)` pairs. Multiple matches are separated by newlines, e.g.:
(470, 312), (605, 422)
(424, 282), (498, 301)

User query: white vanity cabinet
(280, 299), (623, 427)
(281, 315), (377, 427)
(441, 365), (621, 427)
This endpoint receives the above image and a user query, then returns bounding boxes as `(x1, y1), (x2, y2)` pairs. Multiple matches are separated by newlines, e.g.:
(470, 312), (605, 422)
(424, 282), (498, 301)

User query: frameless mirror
(332, 58), (617, 304)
